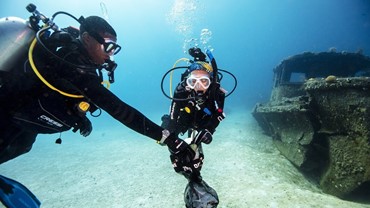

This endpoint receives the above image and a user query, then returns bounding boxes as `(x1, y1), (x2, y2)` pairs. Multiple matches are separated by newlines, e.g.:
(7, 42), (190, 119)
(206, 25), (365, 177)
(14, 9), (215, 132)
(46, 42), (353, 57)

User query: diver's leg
(189, 143), (204, 183)
(0, 126), (37, 164)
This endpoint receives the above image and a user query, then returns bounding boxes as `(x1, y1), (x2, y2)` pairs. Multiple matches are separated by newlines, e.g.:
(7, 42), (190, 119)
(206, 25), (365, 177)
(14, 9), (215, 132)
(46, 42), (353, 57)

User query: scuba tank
(0, 16), (35, 72)
(0, 5), (102, 134)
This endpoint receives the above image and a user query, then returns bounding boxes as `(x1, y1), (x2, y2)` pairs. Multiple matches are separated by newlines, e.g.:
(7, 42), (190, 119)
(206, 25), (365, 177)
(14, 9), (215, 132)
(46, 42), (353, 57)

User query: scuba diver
(161, 47), (237, 208)
(0, 4), (193, 208)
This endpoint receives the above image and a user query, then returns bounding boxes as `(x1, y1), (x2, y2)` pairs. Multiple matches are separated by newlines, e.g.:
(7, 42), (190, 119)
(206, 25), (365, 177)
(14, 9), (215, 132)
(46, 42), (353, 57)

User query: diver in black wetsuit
(161, 48), (226, 208)
(0, 15), (192, 165)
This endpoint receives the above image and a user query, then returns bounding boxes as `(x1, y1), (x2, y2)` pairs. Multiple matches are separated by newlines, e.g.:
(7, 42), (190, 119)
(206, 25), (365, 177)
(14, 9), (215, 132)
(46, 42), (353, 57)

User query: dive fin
(0, 175), (41, 208)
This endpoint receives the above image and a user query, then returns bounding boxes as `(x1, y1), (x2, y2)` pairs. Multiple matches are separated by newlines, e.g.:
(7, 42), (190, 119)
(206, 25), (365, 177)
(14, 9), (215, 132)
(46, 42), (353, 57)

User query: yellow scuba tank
(0, 16), (35, 72)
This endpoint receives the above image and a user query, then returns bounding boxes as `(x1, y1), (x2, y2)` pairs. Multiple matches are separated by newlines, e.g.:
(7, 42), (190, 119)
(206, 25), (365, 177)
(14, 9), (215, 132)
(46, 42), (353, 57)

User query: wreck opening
(345, 181), (370, 203)
(271, 51), (370, 102)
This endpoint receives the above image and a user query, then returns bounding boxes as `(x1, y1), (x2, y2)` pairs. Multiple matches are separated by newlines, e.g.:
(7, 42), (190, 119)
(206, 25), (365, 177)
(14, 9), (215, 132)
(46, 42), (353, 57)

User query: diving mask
(186, 75), (211, 90)
(89, 31), (121, 55)
(100, 39), (121, 55)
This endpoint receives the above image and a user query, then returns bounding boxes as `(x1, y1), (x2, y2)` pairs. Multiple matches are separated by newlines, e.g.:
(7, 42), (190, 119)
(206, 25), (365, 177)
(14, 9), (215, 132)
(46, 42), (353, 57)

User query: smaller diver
(161, 47), (237, 208)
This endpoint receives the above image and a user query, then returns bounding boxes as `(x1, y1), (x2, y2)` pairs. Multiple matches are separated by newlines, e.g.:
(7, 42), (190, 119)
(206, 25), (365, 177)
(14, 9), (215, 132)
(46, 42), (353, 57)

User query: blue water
(4, 0), (370, 115)
(2, 1), (370, 207)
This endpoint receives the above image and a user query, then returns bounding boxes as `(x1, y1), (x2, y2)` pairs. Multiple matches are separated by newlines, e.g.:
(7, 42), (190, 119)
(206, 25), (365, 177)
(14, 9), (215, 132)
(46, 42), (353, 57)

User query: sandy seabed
(1, 108), (370, 208)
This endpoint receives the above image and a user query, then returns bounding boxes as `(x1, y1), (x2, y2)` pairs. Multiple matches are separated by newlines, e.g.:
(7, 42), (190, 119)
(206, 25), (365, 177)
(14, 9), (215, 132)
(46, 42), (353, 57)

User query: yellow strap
(170, 58), (189, 98)
(28, 37), (84, 98)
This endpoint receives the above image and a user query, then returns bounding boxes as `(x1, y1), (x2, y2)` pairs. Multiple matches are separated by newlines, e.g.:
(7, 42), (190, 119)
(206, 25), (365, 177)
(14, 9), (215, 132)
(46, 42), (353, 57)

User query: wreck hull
(252, 102), (317, 168)
(253, 51), (370, 198)
(306, 78), (370, 197)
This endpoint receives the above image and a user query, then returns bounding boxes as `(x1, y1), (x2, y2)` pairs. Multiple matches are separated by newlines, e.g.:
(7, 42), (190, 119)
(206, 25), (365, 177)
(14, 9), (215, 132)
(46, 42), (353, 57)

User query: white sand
(1, 108), (369, 208)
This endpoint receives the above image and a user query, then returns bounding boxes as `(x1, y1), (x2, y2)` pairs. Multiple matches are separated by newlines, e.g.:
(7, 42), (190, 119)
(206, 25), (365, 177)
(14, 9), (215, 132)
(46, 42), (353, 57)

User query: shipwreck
(252, 50), (370, 199)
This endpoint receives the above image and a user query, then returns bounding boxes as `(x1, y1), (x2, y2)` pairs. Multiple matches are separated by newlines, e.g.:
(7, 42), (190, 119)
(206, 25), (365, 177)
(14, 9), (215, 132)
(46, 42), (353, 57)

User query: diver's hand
(189, 47), (207, 62)
(72, 117), (92, 137)
(194, 129), (213, 144)
(170, 147), (197, 174)
(80, 118), (92, 137)
(163, 131), (190, 155)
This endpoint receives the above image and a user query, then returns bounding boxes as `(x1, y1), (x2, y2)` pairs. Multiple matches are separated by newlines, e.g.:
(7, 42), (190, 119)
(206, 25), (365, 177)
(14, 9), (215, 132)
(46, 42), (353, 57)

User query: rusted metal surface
(252, 51), (370, 198)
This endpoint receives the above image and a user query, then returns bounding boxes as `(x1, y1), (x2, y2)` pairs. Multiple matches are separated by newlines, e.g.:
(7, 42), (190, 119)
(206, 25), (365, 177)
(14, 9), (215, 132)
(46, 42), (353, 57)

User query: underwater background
(4, 0), (370, 118)
(2, 0), (370, 207)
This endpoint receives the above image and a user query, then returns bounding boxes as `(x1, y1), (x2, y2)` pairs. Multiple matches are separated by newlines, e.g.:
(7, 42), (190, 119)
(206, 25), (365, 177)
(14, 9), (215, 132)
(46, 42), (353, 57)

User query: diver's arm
(168, 83), (190, 134)
(204, 116), (221, 134)
(68, 74), (189, 154)
(204, 89), (226, 134)
(49, 43), (189, 151)
(73, 75), (162, 140)
(168, 86), (185, 132)
(167, 99), (179, 133)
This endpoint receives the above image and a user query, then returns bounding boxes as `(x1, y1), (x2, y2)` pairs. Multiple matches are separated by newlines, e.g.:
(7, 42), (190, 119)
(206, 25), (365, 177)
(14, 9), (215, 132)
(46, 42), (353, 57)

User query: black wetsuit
(161, 80), (225, 182)
(163, 81), (225, 136)
(0, 34), (163, 164)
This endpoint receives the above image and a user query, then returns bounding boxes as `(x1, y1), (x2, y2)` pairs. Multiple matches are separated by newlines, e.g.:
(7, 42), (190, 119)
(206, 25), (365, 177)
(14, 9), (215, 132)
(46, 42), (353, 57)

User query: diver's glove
(189, 47), (207, 62)
(72, 117), (92, 137)
(170, 147), (202, 175)
(160, 130), (192, 155)
(194, 129), (213, 144)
